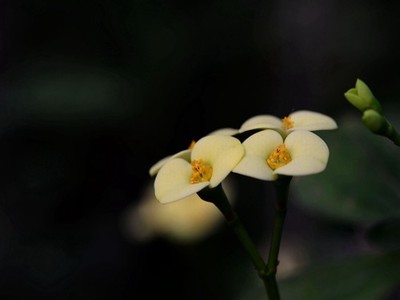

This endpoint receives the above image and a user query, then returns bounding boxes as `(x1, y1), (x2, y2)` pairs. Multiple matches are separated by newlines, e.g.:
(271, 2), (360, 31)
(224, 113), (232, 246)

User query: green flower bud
(344, 79), (382, 113)
(344, 88), (369, 111)
(362, 109), (387, 134)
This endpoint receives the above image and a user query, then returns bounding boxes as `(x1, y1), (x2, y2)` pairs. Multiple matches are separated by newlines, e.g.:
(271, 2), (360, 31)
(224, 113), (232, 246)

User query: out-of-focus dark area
(1, 0), (400, 299)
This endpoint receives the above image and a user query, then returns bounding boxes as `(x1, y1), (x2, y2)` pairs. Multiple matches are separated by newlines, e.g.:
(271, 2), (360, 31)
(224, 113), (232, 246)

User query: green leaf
(292, 113), (400, 224)
(279, 252), (400, 300)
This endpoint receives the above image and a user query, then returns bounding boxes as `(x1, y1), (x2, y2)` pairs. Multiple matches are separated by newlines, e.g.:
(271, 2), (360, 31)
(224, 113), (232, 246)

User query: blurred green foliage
(294, 113), (400, 224)
(280, 252), (400, 300)
(274, 110), (400, 299)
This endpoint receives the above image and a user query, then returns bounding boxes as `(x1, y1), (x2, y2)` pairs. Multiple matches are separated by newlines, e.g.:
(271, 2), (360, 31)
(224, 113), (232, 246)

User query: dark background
(1, 0), (400, 299)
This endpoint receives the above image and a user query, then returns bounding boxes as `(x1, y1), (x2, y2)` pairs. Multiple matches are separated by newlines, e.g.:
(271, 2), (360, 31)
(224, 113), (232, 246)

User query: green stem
(386, 122), (400, 146)
(198, 185), (269, 296)
(369, 115), (400, 146)
(265, 176), (292, 300)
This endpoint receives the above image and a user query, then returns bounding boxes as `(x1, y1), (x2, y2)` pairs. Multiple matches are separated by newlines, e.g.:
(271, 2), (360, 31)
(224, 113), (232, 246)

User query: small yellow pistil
(190, 159), (213, 183)
(188, 140), (196, 150)
(267, 144), (292, 170)
(281, 116), (294, 131)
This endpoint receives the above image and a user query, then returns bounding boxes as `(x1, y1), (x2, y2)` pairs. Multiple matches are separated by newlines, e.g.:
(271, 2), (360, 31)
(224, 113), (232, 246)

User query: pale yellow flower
(239, 110), (337, 136)
(233, 130), (329, 181)
(154, 135), (244, 203)
(122, 180), (235, 243)
(149, 128), (238, 177)
(149, 148), (191, 177)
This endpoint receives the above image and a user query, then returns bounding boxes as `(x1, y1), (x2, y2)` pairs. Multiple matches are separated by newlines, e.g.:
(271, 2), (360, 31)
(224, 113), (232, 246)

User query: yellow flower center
(188, 140), (196, 150)
(190, 159), (213, 183)
(267, 144), (292, 170)
(281, 116), (294, 131)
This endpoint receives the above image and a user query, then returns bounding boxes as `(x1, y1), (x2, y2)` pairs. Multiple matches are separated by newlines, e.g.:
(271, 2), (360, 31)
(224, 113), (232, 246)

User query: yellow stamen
(190, 159), (213, 183)
(267, 144), (292, 170)
(188, 140), (196, 150)
(281, 116), (294, 131)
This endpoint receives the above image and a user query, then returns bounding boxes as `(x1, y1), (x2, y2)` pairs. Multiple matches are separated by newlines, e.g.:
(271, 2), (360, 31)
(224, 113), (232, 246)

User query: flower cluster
(150, 110), (337, 204)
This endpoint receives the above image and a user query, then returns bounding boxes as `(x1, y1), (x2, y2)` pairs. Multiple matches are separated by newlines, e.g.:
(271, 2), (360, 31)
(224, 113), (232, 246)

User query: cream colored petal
(124, 190), (220, 243)
(191, 135), (244, 188)
(125, 179), (236, 243)
(232, 130), (282, 181)
(274, 156), (327, 176)
(154, 179), (235, 241)
(232, 155), (277, 180)
(241, 129), (283, 156)
(239, 115), (282, 133)
(149, 149), (191, 176)
(288, 110), (338, 132)
(149, 155), (171, 176)
(208, 127), (239, 136)
(275, 131), (329, 175)
(154, 158), (209, 203)
(153, 193), (223, 242)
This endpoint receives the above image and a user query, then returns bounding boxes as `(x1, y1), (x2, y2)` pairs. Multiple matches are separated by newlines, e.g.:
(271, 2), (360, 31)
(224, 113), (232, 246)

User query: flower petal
(275, 130), (329, 175)
(274, 156), (327, 176)
(233, 155), (276, 180)
(151, 193), (223, 242)
(154, 158), (209, 203)
(208, 127), (239, 136)
(149, 149), (191, 176)
(288, 110), (338, 132)
(240, 129), (283, 156)
(232, 130), (283, 181)
(239, 115), (282, 133)
(125, 183), (226, 243)
(191, 135), (244, 187)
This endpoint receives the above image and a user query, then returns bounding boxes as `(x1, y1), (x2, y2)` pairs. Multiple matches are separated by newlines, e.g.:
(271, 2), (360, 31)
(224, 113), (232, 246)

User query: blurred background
(1, 0), (400, 299)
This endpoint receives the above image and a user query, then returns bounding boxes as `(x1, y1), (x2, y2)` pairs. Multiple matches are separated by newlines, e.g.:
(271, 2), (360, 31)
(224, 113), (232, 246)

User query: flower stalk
(362, 109), (400, 146)
(264, 176), (292, 300)
(199, 177), (293, 300)
(198, 185), (270, 297)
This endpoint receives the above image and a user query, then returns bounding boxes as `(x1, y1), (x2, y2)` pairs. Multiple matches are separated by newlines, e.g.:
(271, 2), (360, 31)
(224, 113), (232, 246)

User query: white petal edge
(288, 110), (338, 132)
(274, 156), (327, 176)
(154, 158), (209, 203)
(241, 129), (283, 156)
(233, 155), (276, 180)
(208, 127), (239, 136)
(191, 135), (244, 187)
(149, 149), (191, 176)
(239, 115), (282, 133)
